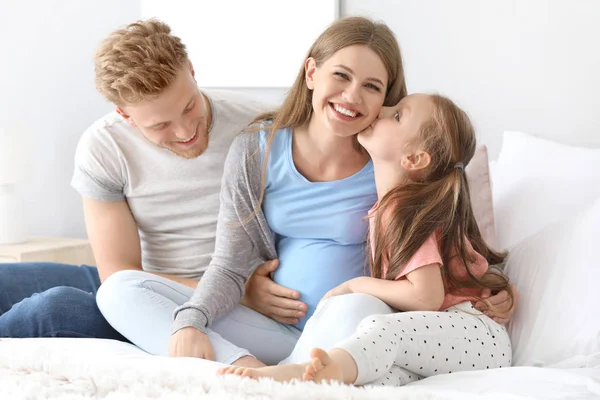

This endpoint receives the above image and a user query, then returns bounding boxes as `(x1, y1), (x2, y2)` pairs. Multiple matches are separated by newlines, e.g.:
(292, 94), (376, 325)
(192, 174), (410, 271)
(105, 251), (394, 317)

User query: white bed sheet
(0, 338), (598, 400)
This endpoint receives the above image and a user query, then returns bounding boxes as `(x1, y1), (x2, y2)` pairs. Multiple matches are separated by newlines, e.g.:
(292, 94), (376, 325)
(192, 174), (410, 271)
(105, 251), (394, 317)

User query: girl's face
(358, 94), (434, 164)
(306, 44), (388, 138)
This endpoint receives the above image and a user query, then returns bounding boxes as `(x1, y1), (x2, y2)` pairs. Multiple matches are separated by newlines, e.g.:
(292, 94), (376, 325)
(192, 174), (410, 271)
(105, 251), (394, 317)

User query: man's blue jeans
(0, 262), (127, 340)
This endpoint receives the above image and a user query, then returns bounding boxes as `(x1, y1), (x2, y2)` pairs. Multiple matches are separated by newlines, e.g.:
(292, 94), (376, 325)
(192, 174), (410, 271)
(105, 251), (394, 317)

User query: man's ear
(189, 61), (195, 78)
(305, 57), (317, 90)
(401, 150), (431, 171)
(116, 107), (136, 127)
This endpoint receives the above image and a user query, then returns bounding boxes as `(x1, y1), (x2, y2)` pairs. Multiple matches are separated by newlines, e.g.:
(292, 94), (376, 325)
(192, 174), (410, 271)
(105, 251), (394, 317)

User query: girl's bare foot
(302, 348), (344, 384)
(218, 348), (347, 384)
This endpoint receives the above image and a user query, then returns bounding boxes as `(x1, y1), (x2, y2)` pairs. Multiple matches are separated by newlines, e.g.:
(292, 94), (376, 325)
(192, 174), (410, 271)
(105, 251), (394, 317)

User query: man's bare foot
(218, 363), (307, 382)
(302, 348), (344, 384)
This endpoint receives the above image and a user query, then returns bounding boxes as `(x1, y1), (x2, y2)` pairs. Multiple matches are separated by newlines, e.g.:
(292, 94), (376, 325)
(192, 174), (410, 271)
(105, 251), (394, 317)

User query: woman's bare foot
(302, 348), (344, 384)
(216, 356), (265, 375)
(233, 356), (266, 368)
(217, 365), (252, 376)
(218, 363), (307, 382)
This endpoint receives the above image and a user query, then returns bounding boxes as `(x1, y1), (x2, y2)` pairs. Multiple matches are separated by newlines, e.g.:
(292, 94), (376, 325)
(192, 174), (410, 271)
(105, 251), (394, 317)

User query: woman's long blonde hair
(250, 16), (407, 207)
(370, 95), (513, 309)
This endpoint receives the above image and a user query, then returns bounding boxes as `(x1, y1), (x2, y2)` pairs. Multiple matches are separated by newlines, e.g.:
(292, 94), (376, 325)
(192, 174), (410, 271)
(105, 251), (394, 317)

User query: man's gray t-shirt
(71, 89), (269, 279)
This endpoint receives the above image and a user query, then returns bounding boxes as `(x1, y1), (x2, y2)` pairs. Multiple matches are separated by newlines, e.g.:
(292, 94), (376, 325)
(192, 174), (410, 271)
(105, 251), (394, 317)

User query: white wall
(344, 0), (600, 158)
(141, 0), (338, 87)
(0, 0), (140, 238)
(2, 0), (599, 238)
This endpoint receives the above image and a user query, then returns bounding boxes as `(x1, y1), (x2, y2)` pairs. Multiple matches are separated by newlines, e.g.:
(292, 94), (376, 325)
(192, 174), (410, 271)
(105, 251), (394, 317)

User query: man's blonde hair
(94, 19), (189, 106)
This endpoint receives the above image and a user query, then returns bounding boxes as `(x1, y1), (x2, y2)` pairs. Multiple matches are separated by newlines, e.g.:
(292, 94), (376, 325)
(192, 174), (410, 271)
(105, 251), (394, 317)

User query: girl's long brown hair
(248, 16), (407, 208)
(369, 95), (513, 310)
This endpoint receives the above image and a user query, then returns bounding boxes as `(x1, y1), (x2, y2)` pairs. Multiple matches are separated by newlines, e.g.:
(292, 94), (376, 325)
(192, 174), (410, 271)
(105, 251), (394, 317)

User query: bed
(2, 131), (599, 399)
(1, 338), (598, 399)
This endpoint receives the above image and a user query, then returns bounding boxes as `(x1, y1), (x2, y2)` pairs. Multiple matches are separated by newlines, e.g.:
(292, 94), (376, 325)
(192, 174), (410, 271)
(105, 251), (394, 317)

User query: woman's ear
(305, 57), (317, 90)
(401, 150), (431, 171)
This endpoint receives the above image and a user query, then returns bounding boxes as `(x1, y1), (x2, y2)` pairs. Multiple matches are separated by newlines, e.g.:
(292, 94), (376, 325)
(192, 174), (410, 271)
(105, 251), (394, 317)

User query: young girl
(222, 93), (515, 385)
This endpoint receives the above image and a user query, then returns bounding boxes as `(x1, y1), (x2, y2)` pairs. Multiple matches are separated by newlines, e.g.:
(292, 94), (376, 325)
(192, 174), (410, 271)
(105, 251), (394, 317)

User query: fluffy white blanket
(1, 338), (598, 400)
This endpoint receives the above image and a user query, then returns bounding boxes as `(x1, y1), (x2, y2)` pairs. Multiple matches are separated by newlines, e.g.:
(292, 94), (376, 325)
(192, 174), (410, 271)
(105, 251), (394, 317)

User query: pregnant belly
(272, 238), (367, 330)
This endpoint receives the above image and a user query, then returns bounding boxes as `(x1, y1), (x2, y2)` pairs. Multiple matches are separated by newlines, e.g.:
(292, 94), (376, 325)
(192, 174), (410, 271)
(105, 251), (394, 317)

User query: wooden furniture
(0, 236), (96, 265)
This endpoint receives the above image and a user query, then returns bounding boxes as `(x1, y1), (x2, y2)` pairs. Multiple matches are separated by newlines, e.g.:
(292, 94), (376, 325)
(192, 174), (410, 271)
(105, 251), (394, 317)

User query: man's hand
(474, 285), (519, 325)
(168, 327), (214, 360)
(241, 259), (307, 325)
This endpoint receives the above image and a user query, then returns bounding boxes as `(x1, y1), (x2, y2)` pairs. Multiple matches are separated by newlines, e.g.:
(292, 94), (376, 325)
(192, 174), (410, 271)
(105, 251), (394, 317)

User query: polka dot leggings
(334, 301), (512, 386)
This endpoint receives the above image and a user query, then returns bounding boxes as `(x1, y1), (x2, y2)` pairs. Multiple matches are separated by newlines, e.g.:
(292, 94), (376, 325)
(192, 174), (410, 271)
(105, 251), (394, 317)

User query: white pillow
(493, 131), (600, 250)
(506, 195), (600, 367)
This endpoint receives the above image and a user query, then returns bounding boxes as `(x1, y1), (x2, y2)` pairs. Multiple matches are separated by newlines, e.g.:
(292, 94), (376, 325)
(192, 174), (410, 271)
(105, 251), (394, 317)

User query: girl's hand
(475, 285), (519, 325)
(317, 280), (354, 308)
(168, 327), (215, 360)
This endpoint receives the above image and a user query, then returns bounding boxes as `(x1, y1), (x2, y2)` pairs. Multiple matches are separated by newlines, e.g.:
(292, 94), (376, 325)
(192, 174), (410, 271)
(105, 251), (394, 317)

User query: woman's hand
(168, 327), (214, 360)
(474, 284), (519, 325)
(241, 259), (307, 325)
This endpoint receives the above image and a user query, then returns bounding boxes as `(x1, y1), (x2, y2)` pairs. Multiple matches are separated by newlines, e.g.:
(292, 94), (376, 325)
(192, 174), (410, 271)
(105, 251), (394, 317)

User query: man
(0, 19), (305, 339)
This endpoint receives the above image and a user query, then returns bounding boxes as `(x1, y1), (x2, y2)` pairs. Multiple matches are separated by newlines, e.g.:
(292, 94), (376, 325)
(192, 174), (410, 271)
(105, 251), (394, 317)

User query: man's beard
(165, 121), (210, 159)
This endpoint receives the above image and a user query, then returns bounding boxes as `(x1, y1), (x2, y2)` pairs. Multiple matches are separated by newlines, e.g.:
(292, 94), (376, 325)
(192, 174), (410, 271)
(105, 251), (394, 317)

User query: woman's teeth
(334, 104), (358, 118)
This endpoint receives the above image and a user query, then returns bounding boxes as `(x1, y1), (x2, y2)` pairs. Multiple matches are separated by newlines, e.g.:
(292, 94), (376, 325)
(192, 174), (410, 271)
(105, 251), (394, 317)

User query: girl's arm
(344, 264), (445, 311)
